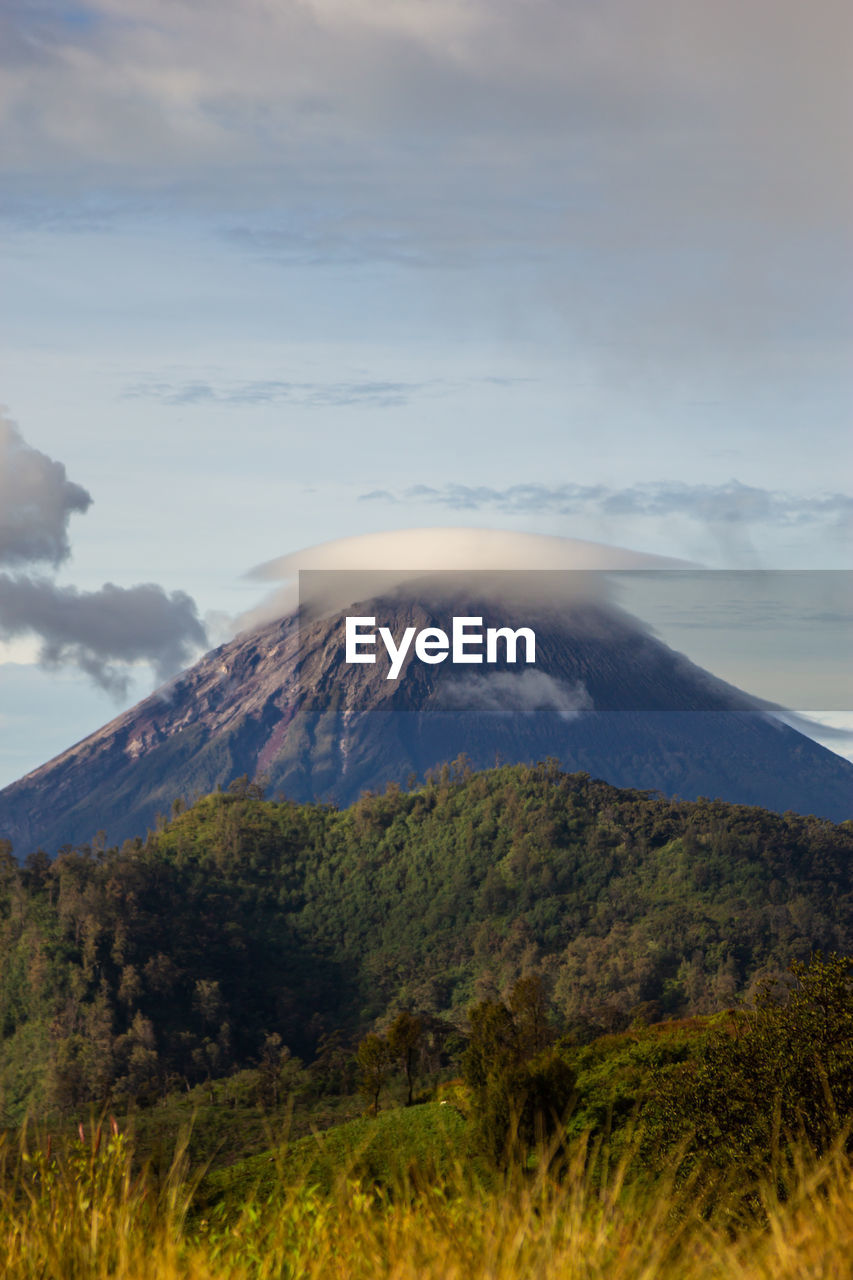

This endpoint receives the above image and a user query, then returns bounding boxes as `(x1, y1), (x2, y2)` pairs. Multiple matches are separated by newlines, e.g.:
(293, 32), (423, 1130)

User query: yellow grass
(1, 1123), (851, 1280)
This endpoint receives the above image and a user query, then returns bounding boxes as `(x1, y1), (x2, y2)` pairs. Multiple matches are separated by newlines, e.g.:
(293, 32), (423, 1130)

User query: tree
(258, 1032), (293, 1109)
(357, 1033), (391, 1114)
(646, 953), (853, 1176)
(113, 1012), (159, 1101)
(463, 978), (573, 1167)
(387, 1011), (423, 1106)
(509, 973), (553, 1056)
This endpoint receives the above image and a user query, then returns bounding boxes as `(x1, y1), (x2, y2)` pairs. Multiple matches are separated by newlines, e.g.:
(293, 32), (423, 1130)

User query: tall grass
(1, 1121), (850, 1279)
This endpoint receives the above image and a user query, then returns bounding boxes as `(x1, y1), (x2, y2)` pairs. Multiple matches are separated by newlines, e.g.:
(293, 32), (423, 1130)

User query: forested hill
(1, 760), (852, 1119)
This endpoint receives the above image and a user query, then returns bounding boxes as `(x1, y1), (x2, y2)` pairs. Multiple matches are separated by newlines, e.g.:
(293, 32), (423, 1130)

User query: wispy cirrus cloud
(360, 480), (853, 532)
(123, 373), (532, 410)
(124, 376), (429, 410)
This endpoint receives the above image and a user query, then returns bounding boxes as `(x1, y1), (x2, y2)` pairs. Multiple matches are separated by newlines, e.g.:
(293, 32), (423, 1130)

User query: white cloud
(237, 526), (687, 629)
(437, 669), (592, 720)
(3, 1), (849, 234)
(773, 711), (853, 765)
(1, 0), (849, 385)
(0, 412), (91, 566)
(0, 413), (207, 691)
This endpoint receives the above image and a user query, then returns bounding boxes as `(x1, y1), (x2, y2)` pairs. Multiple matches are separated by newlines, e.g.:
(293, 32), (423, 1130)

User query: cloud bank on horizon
(0, 414), (206, 693)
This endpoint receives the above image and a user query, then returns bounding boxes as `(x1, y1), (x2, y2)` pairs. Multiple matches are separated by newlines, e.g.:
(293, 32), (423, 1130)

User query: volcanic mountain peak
(0, 590), (850, 856)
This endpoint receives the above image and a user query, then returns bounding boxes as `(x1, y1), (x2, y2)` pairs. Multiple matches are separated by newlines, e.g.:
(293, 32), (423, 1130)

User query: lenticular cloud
(239, 527), (689, 629)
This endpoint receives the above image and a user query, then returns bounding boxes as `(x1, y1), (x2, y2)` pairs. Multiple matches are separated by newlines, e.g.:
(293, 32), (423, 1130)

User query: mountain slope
(0, 593), (851, 854)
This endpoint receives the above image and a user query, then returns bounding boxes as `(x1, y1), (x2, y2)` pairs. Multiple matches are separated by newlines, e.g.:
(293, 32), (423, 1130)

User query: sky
(0, 0), (851, 786)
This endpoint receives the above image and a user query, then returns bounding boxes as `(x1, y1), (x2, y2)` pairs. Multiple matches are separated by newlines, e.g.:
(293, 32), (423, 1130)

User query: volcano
(1, 583), (851, 855)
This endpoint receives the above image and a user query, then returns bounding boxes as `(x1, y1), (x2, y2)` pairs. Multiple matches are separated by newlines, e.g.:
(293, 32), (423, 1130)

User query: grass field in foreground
(1, 1115), (851, 1280)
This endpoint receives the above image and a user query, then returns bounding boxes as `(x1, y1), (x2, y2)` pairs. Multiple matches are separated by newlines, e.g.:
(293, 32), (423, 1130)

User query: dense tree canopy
(1, 762), (851, 1121)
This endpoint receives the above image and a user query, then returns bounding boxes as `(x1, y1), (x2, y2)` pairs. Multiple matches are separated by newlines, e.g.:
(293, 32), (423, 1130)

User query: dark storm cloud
(0, 413), (92, 567)
(0, 414), (207, 690)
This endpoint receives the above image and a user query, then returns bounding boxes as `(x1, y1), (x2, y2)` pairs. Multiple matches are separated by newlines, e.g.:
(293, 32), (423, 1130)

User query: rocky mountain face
(1, 590), (851, 855)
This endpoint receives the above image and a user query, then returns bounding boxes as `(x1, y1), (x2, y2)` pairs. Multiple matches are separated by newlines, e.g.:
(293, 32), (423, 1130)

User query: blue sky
(0, 0), (851, 786)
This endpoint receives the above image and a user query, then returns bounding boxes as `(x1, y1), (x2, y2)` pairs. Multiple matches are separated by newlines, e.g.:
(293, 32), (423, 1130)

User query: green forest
(1, 761), (852, 1278)
(1, 759), (851, 1119)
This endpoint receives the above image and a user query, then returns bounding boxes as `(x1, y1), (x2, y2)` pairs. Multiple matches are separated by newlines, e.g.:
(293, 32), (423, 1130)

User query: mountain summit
(1, 584), (851, 854)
